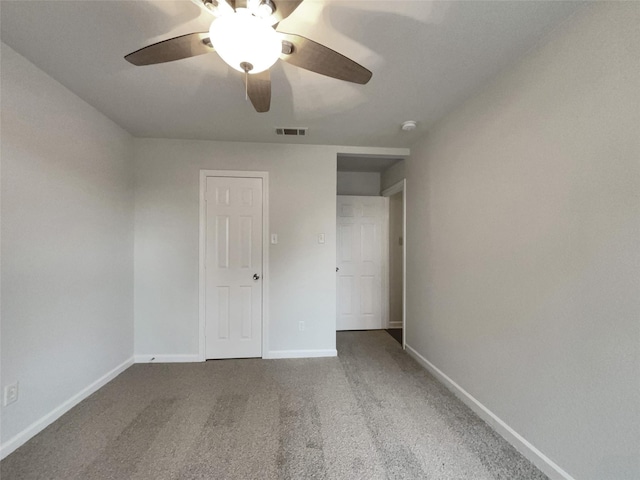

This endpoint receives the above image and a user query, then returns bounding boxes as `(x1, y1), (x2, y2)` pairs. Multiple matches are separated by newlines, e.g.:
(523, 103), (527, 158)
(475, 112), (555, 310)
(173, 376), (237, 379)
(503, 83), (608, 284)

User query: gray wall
(133, 140), (403, 357)
(405, 3), (640, 479)
(381, 161), (405, 192)
(1, 45), (134, 446)
(388, 192), (403, 326)
(337, 171), (380, 196)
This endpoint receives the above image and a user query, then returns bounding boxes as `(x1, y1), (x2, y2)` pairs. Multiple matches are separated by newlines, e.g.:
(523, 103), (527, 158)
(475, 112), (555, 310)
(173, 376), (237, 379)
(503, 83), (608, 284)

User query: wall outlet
(298, 321), (305, 331)
(318, 233), (325, 244)
(3, 382), (18, 406)
(271, 233), (278, 244)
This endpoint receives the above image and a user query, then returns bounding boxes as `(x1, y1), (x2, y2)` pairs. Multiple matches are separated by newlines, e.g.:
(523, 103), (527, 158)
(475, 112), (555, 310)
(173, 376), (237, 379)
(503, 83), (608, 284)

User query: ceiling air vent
(276, 127), (307, 136)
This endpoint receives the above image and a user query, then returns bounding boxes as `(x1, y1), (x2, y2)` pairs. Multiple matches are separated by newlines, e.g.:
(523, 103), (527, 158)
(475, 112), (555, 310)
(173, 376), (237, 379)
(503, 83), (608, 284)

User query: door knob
(253, 274), (260, 280)
(336, 267), (339, 272)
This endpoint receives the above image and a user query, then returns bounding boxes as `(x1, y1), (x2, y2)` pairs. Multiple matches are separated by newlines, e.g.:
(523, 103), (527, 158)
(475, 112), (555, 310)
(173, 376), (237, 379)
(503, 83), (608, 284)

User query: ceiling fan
(124, 0), (372, 113)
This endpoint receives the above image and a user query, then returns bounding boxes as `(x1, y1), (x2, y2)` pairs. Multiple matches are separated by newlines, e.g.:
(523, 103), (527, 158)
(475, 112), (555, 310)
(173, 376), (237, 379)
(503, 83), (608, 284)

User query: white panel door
(337, 196), (386, 330)
(205, 176), (262, 358)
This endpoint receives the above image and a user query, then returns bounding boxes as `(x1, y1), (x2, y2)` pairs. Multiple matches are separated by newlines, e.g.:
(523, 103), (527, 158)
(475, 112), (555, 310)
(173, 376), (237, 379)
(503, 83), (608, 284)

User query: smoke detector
(401, 120), (417, 131)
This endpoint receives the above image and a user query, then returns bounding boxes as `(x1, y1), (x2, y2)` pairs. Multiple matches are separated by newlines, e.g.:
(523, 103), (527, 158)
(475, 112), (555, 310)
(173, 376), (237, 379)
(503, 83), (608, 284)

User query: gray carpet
(1, 331), (547, 479)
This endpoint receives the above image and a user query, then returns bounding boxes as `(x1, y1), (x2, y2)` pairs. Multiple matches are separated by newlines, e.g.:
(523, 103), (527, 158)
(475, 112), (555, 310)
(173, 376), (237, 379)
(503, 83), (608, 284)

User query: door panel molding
(199, 170), (269, 361)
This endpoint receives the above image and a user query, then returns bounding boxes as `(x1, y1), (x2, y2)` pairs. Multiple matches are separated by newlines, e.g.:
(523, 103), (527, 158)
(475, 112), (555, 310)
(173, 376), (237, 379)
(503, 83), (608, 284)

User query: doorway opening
(335, 154), (406, 348)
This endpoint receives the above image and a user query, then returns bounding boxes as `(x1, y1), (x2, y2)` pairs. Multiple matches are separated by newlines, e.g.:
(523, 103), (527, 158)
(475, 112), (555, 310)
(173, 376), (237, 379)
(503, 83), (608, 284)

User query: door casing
(199, 170), (269, 361)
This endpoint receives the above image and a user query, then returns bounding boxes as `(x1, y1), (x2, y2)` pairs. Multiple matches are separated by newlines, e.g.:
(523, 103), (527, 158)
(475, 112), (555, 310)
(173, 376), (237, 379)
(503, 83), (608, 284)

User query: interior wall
(134, 140), (383, 357)
(1, 44), (134, 448)
(405, 3), (640, 480)
(388, 192), (403, 327)
(381, 161), (405, 192)
(337, 171), (381, 196)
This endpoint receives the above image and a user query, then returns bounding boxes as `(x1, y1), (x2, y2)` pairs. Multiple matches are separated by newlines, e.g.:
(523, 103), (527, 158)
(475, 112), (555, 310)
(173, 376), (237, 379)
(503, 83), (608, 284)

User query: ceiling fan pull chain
(239, 61), (253, 103)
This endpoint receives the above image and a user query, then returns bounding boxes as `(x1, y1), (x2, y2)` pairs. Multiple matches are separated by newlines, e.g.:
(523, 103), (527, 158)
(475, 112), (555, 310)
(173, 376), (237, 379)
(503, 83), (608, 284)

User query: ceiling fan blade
(245, 70), (271, 112)
(279, 33), (372, 85)
(125, 32), (214, 66)
(271, 0), (304, 23)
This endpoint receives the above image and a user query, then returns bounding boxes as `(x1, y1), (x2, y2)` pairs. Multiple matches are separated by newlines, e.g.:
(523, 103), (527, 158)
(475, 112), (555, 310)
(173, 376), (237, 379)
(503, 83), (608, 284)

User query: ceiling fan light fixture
(248, 0), (275, 19)
(126, 0), (373, 113)
(209, 9), (281, 74)
(201, 0), (234, 17)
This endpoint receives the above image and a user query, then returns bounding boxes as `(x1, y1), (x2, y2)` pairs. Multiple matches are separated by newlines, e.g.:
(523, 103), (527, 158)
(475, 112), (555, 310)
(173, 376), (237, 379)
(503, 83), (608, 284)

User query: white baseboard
(404, 344), (575, 480)
(134, 354), (200, 363)
(388, 321), (403, 328)
(263, 349), (337, 359)
(0, 356), (134, 460)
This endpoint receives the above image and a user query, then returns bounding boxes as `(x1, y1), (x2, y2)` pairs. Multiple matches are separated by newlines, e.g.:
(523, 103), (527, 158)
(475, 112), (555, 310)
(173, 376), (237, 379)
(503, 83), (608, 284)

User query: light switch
(271, 234), (278, 245)
(318, 233), (325, 244)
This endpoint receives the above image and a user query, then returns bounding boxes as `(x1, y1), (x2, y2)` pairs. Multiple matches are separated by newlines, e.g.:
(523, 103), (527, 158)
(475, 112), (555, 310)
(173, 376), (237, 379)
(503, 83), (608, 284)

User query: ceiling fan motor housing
(249, 0), (276, 18)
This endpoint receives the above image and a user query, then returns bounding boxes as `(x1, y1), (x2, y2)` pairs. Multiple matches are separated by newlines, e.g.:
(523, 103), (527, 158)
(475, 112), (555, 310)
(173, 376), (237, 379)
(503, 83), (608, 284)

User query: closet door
(336, 196), (386, 330)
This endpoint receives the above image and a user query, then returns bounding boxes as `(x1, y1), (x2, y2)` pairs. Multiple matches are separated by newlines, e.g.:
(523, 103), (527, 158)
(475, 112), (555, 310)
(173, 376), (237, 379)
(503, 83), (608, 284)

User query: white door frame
(381, 179), (406, 349)
(199, 170), (270, 361)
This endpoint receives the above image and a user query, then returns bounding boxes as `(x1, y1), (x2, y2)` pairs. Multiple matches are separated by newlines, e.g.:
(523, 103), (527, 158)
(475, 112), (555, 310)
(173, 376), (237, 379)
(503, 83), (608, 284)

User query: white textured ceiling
(0, 1), (584, 147)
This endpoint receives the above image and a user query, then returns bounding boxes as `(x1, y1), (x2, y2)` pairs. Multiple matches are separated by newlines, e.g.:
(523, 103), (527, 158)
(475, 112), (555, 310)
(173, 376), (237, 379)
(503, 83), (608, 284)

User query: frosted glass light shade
(209, 9), (281, 74)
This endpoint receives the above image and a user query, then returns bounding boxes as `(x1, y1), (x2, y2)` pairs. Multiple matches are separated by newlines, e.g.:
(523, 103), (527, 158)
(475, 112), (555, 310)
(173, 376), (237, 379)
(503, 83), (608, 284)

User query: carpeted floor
(1, 331), (547, 479)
